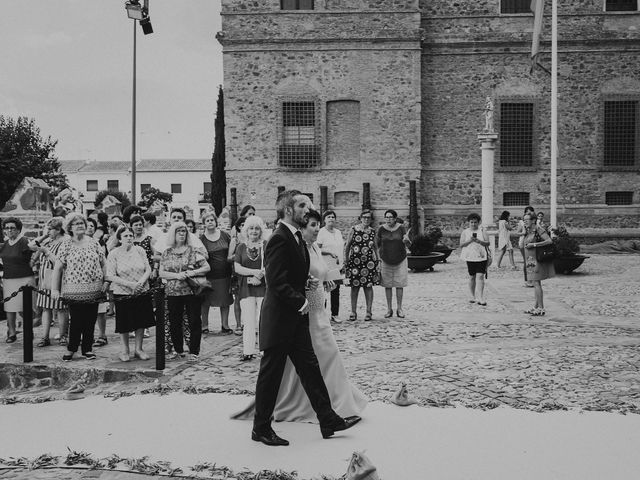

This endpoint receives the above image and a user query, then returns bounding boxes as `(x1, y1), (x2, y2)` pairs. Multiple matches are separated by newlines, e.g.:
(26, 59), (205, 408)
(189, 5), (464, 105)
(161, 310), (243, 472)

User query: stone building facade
(218, 0), (640, 229)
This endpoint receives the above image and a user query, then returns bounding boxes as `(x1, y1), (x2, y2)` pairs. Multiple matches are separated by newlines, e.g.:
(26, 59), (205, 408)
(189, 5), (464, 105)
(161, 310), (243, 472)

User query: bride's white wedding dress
(232, 242), (367, 423)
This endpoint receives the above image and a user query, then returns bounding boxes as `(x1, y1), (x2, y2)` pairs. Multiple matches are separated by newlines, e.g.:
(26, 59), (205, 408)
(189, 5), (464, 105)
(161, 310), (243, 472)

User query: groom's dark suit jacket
(259, 222), (310, 351)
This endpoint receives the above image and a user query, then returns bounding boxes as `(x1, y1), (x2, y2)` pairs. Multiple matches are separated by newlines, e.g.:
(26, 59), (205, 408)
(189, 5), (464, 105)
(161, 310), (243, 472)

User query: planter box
(553, 254), (589, 274)
(433, 245), (454, 263)
(407, 252), (446, 272)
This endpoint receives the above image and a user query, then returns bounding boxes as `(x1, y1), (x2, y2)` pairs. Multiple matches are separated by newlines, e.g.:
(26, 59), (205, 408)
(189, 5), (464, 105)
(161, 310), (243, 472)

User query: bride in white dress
(232, 209), (367, 422)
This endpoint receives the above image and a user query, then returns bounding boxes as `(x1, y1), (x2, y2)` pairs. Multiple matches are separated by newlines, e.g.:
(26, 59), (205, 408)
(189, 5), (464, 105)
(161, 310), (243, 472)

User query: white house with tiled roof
(60, 159), (212, 218)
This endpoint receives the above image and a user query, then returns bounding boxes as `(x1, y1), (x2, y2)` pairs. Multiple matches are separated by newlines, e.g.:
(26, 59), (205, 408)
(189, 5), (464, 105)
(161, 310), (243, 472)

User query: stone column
(477, 132), (498, 257)
(477, 133), (498, 228)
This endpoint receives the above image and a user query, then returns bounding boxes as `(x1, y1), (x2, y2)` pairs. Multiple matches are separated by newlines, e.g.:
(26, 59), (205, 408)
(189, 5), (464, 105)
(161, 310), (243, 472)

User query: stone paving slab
(2, 254), (640, 415)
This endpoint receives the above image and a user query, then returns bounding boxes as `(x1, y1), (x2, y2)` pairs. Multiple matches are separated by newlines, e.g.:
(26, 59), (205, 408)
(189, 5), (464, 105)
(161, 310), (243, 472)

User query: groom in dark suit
(252, 190), (360, 446)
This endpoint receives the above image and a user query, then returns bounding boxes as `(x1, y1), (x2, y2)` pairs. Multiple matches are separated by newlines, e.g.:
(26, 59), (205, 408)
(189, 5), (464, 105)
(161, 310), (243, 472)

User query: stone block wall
(420, 1), (640, 228)
(219, 0), (640, 229)
(220, 2), (422, 217)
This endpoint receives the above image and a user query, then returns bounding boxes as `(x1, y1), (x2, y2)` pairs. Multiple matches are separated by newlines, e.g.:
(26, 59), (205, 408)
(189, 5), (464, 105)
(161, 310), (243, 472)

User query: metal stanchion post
(23, 286), (34, 363)
(155, 287), (165, 370)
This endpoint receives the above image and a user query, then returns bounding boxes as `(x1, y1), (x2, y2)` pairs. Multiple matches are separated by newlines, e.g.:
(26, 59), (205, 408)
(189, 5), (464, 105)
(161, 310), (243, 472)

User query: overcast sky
(0, 0), (223, 163)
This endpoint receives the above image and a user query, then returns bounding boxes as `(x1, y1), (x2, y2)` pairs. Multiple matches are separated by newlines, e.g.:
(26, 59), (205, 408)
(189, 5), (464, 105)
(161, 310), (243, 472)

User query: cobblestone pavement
(2, 254), (640, 416)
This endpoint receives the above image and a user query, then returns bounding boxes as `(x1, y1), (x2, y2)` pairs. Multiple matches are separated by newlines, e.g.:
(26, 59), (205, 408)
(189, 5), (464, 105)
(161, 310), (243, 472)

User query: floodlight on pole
(125, 0), (153, 205)
(125, 1), (144, 20)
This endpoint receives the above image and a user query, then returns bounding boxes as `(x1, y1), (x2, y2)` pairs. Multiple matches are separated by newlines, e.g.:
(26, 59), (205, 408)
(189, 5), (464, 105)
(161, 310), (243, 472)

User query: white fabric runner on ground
(2, 392), (639, 479)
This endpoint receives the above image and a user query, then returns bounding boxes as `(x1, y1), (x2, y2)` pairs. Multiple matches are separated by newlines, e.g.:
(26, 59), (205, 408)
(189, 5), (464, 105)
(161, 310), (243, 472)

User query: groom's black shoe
(320, 415), (362, 439)
(252, 428), (290, 446)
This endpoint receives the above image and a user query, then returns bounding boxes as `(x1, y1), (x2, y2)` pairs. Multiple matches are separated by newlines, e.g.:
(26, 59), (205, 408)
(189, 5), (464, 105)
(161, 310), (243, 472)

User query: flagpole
(550, 0), (558, 229)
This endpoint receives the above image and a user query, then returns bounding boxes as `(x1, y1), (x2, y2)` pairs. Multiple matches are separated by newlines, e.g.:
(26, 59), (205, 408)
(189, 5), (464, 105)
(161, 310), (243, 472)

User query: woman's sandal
(384, 310), (393, 318)
(93, 336), (108, 347)
(348, 312), (357, 321)
(5, 334), (17, 344)
(37, 337), (50, 347)
(364, 312), (372, 322)
(396, 309), (405, 318)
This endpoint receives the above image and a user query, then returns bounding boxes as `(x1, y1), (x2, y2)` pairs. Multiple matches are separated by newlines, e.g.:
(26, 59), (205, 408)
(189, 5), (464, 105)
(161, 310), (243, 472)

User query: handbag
(186, 275), (213, 296)
(184, 247), (213, 296)
(480, 228), (492, 267)
(534, 230), (556, 263)
(42, 268), (54, 290)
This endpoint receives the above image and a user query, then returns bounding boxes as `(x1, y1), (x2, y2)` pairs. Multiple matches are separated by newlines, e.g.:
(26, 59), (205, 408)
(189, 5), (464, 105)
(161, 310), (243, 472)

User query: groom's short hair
(276, 189), (302, 219)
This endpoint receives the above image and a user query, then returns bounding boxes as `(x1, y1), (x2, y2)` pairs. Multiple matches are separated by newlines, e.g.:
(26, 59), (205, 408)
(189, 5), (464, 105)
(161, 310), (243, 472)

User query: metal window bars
(500, 0), (531, 14)
(503, 192), (531, 207)
(605, 191), (634, 205)
(500, 103), (534, 167)
(604, 100), (637, 167)
(279, 101), (320, 169)
(605, 0), (638, 12)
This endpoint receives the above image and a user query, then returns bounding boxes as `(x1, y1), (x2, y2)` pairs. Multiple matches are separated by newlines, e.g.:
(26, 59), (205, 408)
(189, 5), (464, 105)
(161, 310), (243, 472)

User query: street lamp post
(125, 0), (153, 205)
(132, 21), (137, 205)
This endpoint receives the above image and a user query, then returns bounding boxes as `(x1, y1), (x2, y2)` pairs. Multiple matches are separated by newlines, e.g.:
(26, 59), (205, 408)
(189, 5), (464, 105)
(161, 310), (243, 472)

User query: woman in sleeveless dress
(232, 209), (367, 422)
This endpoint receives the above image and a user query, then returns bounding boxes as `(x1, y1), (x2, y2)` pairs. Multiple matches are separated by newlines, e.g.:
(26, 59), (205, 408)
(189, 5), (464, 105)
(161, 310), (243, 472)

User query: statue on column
(483, 96), (495, 134)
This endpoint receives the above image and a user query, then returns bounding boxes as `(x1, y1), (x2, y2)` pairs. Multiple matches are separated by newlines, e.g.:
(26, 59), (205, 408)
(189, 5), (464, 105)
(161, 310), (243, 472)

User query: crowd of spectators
(1, 201), (554, 363)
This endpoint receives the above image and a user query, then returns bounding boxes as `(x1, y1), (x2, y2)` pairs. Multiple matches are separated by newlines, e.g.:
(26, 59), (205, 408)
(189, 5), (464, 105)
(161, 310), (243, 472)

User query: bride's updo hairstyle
(301, 209), (322, 229)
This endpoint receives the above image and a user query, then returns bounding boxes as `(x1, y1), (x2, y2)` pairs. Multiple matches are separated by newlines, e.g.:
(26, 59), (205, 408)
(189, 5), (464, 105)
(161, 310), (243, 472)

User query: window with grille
(605, 0), (638, 11)
(86, 180), (98, 192)
(501, 0), (531, 13)
(500, 102), (534, 167)
(279, 101), (320, 169)
(604, 100), (637, 167)
(140, 183), (151, 193)
(281, 0), (314, 10)
(503, 192), (530, 206)
(171, 183), (182, 194)
(605, 191), (633, 205)
(107, 180), (119, 192)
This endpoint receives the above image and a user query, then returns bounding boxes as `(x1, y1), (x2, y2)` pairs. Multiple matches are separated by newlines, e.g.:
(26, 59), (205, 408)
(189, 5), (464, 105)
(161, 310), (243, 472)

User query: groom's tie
(295, 231), (306, 260)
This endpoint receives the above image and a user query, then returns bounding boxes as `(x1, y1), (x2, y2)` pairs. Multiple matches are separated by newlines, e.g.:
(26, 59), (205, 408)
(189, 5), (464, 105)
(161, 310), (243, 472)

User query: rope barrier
(1, 283), (166, 370)
(1, 284), (165, 305)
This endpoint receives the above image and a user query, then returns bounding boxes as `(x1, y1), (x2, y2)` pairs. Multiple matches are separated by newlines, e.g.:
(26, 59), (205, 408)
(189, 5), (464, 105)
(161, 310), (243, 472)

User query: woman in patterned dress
(52, 213), (109, 361)
(106, 226), (155, 362)
(159, 222), (210, 362)
(34, 217), (67, 347)
(343, 210), (380, 322)
(522, 212), (555, 316)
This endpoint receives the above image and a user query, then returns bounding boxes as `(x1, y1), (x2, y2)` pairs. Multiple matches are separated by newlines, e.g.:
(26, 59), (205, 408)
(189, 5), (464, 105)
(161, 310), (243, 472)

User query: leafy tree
(210, 85), (226, 215)
(137, 186), (172, 209)
(94, 189), (132, 209)
(0, 116), (67, 210)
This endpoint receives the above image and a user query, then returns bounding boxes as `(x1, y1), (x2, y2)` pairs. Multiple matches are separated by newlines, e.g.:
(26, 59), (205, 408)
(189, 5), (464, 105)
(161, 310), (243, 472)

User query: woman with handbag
(522, 212), (555, 316)
(459, 213), (490, 306)
(106, 226), (155, 362)
(34, 217), (68, 347)
(233, 215), (267, 361)
(159, 222), (210, 362)
(51, 213), (109, 361)
(199, 211), (234, 335)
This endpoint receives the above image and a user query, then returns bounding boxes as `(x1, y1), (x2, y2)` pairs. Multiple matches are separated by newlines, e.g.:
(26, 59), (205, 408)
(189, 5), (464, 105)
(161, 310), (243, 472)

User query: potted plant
(426, 226), (454, 263)
(406, 231), (445, 272)
(551, 226), (589, 274)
